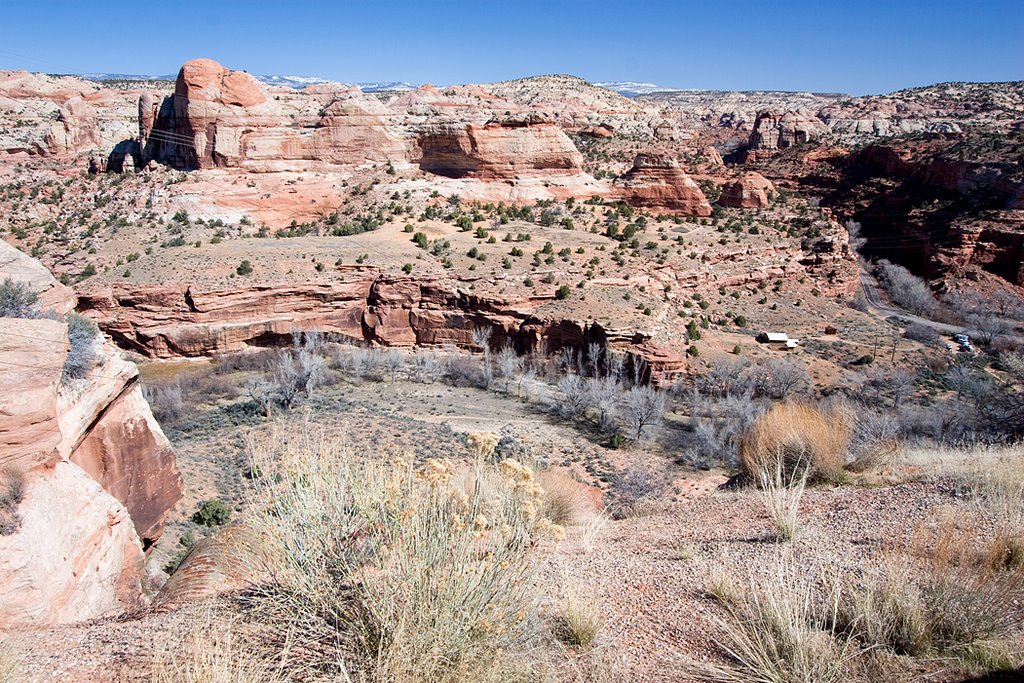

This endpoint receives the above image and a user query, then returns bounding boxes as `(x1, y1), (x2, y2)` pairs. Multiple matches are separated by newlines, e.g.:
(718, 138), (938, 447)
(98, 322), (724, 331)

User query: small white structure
(759, 332), (800, 349)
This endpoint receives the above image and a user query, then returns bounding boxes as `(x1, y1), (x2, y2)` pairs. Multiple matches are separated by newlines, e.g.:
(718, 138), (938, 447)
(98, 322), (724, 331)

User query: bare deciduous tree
(348, 346), (368, 383)
(412, 351), (449, 384)
(586, 342), (603, 377)
(620, 386), (666, 440)
(272, 353), (303, 410)
(244, 379), (274, 417)
(759, 358), (811, 399)
(382, 349), (405, 384)
(968, 314), (1013, 346)
(472, 327), (493, 386)
(876, 260), (939, 317)
(495, 343), (522, 394)
(559, 347), (581, 375)
(605, 351), (626, 382)
(586, 376), (622, 431)
(557, 374), (588, 419)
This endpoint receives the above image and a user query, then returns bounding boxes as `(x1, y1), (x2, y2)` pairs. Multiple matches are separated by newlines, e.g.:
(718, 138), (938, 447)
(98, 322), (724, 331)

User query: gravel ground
(5, 477), (981, 682)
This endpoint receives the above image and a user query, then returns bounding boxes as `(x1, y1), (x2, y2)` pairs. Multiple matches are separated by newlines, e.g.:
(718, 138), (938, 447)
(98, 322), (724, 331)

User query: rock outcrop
(614, 153), (712, 215)
(748, 110), (829, 150)
(0, 460), (147, 627)
(77, 274), (686, 382)
(154, 523), (271, 611)
(719, 172), (775, 208)
(0, 245), (182, 628)
(417, 116), (585, 179)
(0, 238), (75, 314)
(144, 58), (407, 171)
(827, 142), (1024, 287)
(41, 97), (102, 156)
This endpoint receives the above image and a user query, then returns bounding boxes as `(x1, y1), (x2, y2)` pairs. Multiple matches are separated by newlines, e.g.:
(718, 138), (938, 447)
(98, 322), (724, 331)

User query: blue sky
(2, 0), (1021, 94)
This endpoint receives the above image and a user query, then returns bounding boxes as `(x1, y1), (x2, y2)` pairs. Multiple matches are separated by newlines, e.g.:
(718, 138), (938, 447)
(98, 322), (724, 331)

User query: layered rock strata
(614, 153), (712, 215)
(0, 242), (182, 628)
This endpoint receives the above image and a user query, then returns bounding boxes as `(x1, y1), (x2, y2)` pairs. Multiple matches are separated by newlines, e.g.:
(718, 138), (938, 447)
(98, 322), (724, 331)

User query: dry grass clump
(904, 445), (1024, 573)
(690, 558), (859, 683)
(838, 522), (1024, 668)
(537, 468), (598, 527)
(466, 431), (498, 460)
(246, 424), (565, 683)
(580, 508), (610, 554)
(150, 615), (288, 683)
(740, 402), (851, 484)
(557, 590), (603, 648)
(755, 451), (809, 541)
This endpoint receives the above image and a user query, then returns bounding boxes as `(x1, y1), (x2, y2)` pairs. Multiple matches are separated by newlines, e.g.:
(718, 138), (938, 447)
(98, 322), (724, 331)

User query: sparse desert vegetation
(1, 12), (1023, 682)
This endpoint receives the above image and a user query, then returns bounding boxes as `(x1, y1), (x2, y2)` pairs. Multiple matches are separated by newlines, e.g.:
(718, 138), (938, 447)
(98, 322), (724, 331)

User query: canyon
(0, 40), (1021, 683)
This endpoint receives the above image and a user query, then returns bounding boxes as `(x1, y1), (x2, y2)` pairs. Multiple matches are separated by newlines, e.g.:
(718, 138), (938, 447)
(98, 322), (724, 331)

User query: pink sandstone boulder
(0, 319), (67, 471)
(614, 153), (712, 216)
(70, 386), (183, 547)
(0, 245), (182, 628)
(719, 172), (775, 209)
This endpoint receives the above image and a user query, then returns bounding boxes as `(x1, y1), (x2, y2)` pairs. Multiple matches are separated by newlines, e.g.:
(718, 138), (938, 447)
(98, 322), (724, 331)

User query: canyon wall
(77, 273), (688, 381)
(0, 241), (182, 628)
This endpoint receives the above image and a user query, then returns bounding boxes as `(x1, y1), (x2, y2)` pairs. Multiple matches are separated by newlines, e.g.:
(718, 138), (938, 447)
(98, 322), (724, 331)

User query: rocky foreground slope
(0, 241), (182, 628)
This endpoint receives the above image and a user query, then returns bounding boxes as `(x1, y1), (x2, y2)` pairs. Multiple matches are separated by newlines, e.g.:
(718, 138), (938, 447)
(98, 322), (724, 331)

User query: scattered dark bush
(192, 499), (231, 527)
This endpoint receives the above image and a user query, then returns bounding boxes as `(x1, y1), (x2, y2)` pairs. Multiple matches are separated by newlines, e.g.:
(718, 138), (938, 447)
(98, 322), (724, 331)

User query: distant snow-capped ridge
(356, 82), (419, 92)
(78, 72), (175, 82)
(255, 74), (335, 87)
(76, 72), (420, 92)
(257, 76), (419, 91)
(596, 81), (692, 96)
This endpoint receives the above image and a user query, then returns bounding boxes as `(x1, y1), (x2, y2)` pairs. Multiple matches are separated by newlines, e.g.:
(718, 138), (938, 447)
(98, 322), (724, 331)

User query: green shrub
(192, 499), (231, 527)
(0, 278), (39, 318)
(62, 313), (99, 383)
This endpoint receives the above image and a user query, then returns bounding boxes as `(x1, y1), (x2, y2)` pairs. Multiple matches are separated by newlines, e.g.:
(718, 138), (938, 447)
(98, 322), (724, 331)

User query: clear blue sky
(2, 0), (1021, 94)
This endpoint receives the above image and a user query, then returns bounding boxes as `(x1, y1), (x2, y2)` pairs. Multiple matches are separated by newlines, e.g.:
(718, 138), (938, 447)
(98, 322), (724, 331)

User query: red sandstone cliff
(0, 241), (183, 628)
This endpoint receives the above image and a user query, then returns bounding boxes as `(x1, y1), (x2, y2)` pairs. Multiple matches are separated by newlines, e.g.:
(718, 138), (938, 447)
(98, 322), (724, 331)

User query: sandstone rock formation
(827, 142), (1024, 287)
(488, 75), (676, 140)
(154, 523), (271, 611)
(614, 153), (712, 215)
(0, 70), (143, 159)
(748, 110), (830, 150)
(144, 58), (407, 171)
(0, 460), (147, 627)
(418, 116), (585, 179)
(0, 245), (182, 628)
(41, 97), (102, 156)
(0, 238), (75, 314)
(719, 172), (775, 208)
(0, 319), (67, 470)
(77, 274), (686, 382)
